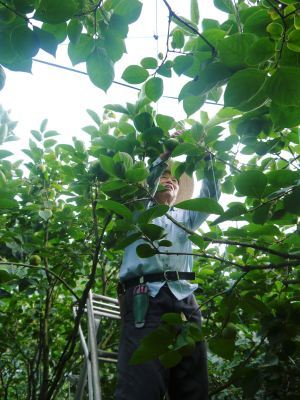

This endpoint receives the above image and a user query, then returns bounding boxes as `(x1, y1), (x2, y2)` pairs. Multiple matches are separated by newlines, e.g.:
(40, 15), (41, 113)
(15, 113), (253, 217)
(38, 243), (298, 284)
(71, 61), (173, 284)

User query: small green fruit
(30, 255), (41, 266)
(221, 323), (237, 339)
(158, 52), (164, 60)
(164, 138), (179, 151)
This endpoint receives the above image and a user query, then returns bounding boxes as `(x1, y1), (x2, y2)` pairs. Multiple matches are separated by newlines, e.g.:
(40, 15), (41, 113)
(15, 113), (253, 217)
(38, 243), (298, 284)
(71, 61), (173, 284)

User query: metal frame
(73, 291), (120, 400)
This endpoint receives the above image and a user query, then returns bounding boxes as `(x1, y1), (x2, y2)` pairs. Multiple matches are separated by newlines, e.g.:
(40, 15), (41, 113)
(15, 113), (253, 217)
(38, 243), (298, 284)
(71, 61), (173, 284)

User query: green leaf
(209, 337), (235, 360)
(105, 104), (129, 114)
(68, 34), (95, 66)
(125, 167), (148, 182)
(114, 232), (141, 250)
(270, 102), (300, 130)
(217, 33), (256, 69)
(97, 200), (132, 220)
(243, 9), (272, 37)
(0, 150), (13, 159)
(11, 25), (39, 59)
(42, 22), (67, 43)
(188, 233), (205, 249)
(114, 0), (143, 24)
(171, 29), (185, 49)
(99, 155), (116, 176)
(246, 37), (275, 65)
(39, 209), (52, 221)
(159, 351), (183, 368)
(213, 0), (235, 13)
(156, 114), (174, 132)
(183, 96), (205, 116)
(103, 30), (126, 62)
(136, 243), (157, 258)
(179, 62), (232, 100)
(140, 224), (165, 241)
(235, 170), (267, 198)
(67, 19), (82, 44)
(252, 203), (272, 225)
(87, 48), (114, 92)
(121, 65), (149, 84)
(176, 198), (224, 214)
(284, 187), (300, 214)
(212, 203), (247, 225)
(267, 170), (299, 188)
(291, 18), (300, 44)
(267, 67), (300, 106)
(224, 68), (268, 112)
(138, 205), (169, 225)
(173, 55), (194, 76)
(0, 198), (18, 209)
(190, 0), (200, 25)
(33, 27), (57, 57)
(101, 180), (127, 192)
(158, 239), (173, 247)
(141, 57), (158, 69)
(133, 112), (153, 132)
(34, 0), (77, 24)
(145, 77), (163, 102)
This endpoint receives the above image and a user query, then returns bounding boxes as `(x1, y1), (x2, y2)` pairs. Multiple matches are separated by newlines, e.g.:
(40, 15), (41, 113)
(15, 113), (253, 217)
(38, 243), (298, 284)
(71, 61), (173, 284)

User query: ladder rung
(92, 294), (119, 304)
(93, 306), (120, 316)
(93, 310), (121, 320)
(93, 300), (120, 310)
(98, 357), (118, 363)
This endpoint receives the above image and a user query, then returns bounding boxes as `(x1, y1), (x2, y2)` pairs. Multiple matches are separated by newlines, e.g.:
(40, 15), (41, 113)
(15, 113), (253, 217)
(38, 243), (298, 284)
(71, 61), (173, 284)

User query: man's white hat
(166, 161), (194, 204)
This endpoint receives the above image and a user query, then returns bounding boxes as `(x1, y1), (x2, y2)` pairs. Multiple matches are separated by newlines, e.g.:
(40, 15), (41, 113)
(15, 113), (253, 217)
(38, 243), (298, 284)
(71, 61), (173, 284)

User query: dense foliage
(0, 0), (300, 399)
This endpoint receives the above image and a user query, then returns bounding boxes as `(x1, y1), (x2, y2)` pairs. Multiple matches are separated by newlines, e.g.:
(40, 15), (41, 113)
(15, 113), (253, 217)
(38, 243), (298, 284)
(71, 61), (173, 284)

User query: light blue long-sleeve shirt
(119, 157), (220, 300)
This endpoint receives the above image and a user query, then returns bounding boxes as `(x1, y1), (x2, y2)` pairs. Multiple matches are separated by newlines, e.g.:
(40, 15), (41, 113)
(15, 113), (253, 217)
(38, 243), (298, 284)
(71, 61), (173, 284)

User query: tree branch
(161, 0), (217, 56)
(0, 262), (80, 301)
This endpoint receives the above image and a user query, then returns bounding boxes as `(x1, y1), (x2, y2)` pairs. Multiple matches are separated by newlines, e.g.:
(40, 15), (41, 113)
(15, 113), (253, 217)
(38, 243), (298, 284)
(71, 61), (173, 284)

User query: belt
(119, 271), (195, 291)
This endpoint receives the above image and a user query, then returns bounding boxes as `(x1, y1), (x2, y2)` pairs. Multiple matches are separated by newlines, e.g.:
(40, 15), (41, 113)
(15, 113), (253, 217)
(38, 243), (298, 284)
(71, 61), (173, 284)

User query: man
(115, 141), (220, 400)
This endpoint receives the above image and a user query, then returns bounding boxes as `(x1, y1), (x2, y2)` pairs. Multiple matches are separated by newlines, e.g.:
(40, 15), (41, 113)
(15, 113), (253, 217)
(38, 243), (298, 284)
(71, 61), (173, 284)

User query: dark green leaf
(235, 170), (267, 198)
(114, 232), (141, 250)
(140, 224), (165, 241)
(212, 203), (247, 225)
(42, 22), (67, 43)
(224, 68), (268, 111)
(125, 167), (148, 182)
(33, 26), (57, 57)
(159, 351), (182, 368)
(67, 19), (82, 44)
(267, 67), (300, 106)
(217, 33), (256, 69)
(209, 337), (235, 360)
(97, 200), (132, 220)
(176, 198), (224, 214)
(138, 205), (169, 225)
(87, 48), (114, 92)
(11, 25), (39, 59)
(267, 170), (299, 188)
(173, 55), (194, 76)
(284, 187), (300, 214)
(136, 243), (157, 258)
(133, 112), (153, 132)
(34, 0), (77, 24)
(114, 0), (143, 24)
(183, 95), (205, 116)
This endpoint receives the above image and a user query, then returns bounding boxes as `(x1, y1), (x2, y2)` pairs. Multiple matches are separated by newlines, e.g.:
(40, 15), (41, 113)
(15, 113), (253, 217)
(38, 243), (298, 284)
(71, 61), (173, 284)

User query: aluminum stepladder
(73, 291), (121, 400)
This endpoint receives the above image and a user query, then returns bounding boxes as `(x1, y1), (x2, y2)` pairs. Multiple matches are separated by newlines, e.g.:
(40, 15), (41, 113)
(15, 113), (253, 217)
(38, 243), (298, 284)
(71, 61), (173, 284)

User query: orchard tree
(0, 0), (300, 399)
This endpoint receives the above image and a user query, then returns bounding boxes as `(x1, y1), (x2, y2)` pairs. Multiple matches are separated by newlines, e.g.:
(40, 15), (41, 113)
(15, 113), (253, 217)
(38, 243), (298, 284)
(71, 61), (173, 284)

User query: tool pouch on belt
(133, 284), (149, 328)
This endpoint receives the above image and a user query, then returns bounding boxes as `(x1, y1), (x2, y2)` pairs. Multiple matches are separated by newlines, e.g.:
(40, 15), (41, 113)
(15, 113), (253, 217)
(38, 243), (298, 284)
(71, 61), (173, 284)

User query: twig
(0, 262), (80, 301)
(161, 0), (217, 56)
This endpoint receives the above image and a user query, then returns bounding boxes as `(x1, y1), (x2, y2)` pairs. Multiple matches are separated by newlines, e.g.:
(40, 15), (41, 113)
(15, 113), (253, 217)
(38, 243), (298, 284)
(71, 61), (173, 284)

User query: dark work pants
(115, 285), (208, 400)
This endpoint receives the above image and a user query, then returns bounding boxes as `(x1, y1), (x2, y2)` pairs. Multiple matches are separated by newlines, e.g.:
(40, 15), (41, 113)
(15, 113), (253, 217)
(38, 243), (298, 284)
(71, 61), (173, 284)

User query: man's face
(154, 171), (179, 205)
